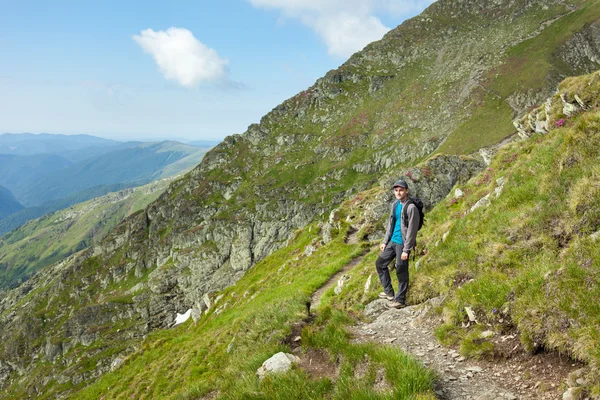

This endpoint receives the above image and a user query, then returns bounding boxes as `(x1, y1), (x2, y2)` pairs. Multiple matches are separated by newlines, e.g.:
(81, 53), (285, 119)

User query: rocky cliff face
(1, 0), (600, 396)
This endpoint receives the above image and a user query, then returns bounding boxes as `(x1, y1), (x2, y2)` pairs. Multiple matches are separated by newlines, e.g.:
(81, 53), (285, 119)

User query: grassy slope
(0, 178), (172, 289)
(49, 218), (436, 400)
(72, 71), (600, 398)
(437, 0), (600, 154)
(3, 1), (600, 397)
(412, 72), (600, 394)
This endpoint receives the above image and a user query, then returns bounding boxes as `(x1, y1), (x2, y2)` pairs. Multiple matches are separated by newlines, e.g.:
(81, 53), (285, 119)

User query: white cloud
(313, 13), (389, 58)
(133, 28), (228, 88)
(249, 0), (436, 58)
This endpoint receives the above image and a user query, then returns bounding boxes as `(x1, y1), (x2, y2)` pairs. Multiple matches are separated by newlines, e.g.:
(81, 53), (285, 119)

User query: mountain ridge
(1, 0), (600, 396)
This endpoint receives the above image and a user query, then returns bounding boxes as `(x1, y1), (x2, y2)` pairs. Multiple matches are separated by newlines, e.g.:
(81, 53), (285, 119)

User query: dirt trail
(305, 250), (578, 399)
(350, 298), (577, 400)
(310, 254), (364, 312)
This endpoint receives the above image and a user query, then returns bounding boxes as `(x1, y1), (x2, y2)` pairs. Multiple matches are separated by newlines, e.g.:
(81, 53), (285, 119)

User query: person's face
(393, 186), (408, 200)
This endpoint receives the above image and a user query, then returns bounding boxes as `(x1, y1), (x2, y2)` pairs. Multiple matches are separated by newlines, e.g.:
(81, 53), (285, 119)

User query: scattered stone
(256, 352), (300, 379)
(470, 194), (491, 212)
(562, 387), (584, 400)
(191, 307), (202, 323)
(203, 293), (212, 310)
(110, 357), (123, 371)
(466, 366), (483, 373)
(480, 330), (495, 338)
(465, 306), (477, 322)
(567, 368), (585, 387)
(364, 274), (372, 294)
(364, 300), (389, 317)
(455, 188), (464, 198)
(293, 336), (301, 342)
(227, 337), (235, 353)
(442, 230), (450, 242)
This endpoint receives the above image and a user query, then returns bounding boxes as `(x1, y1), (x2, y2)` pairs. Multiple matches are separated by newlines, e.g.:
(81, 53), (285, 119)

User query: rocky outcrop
(559, 21), (600, 74)
(513, 70), (600, 139)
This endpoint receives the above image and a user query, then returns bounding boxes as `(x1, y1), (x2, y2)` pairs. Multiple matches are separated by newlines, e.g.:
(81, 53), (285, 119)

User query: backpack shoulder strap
(402, 198), (414, 225)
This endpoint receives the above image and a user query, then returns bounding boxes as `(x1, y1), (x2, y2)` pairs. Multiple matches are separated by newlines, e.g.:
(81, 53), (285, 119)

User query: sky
(0, 0), (435, 142)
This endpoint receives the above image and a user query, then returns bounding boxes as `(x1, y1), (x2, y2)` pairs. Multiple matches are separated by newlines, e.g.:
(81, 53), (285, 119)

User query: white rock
(479, 149), (493, 165)
(173, 309), (192, 326)
(494, 186), (504, 199)
(470, 194), (491, 212)
(480, 330), (495, 338)
(562, 387), (583, 400)
(364, 274), (372, 294)
(256, 352), (299, 379)
(442, 231), (450, 242)
(455, 188), (464, 198)
(203, 293), (212, 310)
(465, 306), (477, 322)
(110, 357), (124, 371)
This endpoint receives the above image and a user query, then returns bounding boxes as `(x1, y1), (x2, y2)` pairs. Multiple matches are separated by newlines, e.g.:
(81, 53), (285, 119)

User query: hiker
(376, 179), (421, 309)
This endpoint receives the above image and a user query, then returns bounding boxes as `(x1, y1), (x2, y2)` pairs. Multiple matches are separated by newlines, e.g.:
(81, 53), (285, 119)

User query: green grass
(5, 4), (600, 398)
(66, 219), (435, 400)
(410, 72), (600, 392)
(438, 0), (600, 154)
(0, 178), (170, 289)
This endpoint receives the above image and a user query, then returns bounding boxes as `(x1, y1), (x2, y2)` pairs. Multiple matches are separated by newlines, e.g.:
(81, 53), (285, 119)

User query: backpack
(402, 197), (425, 231)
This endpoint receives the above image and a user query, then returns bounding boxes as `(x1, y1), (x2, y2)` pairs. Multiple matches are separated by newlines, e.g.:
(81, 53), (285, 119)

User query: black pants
(375, 242), (409, 303)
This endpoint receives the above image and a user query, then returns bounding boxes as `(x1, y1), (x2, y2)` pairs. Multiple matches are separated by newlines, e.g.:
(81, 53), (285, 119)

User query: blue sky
(0, 0), (434, 141)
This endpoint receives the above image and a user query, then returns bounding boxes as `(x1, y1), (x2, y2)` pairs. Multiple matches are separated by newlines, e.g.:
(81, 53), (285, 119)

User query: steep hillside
(0, 178), (173, 290)
(22, 71), (600, 399)
(1, 0), (600, 397)
(408, 70), (600, 396)
(0, 186), (23, 220)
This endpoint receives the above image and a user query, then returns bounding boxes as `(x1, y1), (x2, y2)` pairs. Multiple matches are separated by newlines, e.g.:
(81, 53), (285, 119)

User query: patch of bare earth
(350, 298), (582, 399)
(296, 348), (339, 381)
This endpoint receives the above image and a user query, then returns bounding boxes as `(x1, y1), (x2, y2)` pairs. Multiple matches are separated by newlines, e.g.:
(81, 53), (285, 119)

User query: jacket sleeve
(402, 203), (420, 253)
(382, 201), (396, 245)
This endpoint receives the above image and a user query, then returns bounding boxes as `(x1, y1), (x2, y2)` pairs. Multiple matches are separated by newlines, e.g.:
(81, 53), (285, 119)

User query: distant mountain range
(0, 133), (218, 229)
(0, 133), (123, 161)
(0, 186), (23, 219)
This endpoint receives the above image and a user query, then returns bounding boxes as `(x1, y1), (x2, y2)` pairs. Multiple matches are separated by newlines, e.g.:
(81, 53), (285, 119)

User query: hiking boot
(386, 300), (406, 309)
(378, 292), (394, 301)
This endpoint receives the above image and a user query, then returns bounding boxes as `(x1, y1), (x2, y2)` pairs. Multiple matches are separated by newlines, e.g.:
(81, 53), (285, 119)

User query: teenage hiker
(376, 179), (421, 309)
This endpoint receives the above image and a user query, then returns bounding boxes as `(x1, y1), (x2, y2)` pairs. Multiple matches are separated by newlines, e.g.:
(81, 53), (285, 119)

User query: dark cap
(392, 179), (409, 189)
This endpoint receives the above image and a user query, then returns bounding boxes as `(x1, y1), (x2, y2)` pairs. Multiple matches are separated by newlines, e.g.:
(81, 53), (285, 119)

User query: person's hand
(379, 243), (386, 252)
(401, 252), (409, 261)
